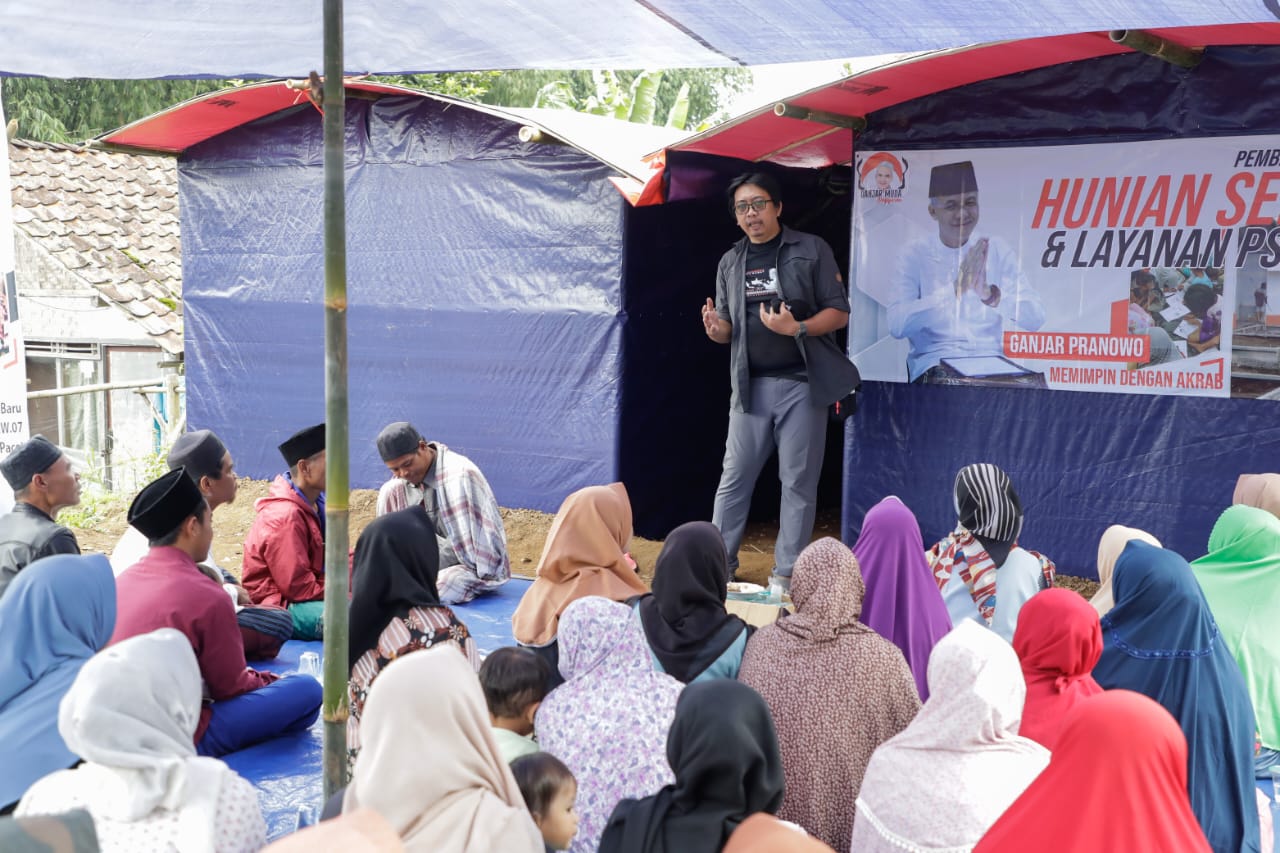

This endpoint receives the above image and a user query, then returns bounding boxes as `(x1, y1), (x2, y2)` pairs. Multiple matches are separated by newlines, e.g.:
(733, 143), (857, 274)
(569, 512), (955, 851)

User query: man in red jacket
(241, 423), (327, 639)
(113, 467), (322, 756)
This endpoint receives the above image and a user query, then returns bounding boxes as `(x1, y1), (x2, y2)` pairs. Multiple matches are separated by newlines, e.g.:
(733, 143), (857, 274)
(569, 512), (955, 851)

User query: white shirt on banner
(888, 232), (1046, 381)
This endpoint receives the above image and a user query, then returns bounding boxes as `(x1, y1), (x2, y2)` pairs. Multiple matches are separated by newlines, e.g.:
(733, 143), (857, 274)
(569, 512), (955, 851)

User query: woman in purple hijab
(852, 496), (953, 700)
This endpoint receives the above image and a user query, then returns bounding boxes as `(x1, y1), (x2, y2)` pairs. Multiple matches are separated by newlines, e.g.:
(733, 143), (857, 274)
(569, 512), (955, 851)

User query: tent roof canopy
(669, 23), (1280, 169)
(2, 1), (1277, 79)
(98, 80), (687, 181)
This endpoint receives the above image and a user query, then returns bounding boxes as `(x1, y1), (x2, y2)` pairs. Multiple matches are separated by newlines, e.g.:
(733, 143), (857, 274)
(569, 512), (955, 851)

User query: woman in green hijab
(1191, 503), (1280, 777)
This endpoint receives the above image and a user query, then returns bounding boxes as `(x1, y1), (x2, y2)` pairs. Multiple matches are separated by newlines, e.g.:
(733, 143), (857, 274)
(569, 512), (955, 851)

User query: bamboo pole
(320, 0), (351, 800)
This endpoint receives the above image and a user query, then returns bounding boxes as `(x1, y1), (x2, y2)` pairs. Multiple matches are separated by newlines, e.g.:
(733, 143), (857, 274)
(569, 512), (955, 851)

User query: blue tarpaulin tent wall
(179, 95), (626, 510)
(841, 46), (1280, 577)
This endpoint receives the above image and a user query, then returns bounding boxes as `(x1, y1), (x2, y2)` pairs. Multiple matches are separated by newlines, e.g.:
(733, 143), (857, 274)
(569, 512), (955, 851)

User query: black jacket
(0, 502), (80, 600)
(715, 225), (861, 411)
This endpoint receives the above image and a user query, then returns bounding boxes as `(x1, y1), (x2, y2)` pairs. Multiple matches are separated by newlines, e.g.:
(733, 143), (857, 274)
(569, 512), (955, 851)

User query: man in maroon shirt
(241, 423), (327, 639)
(113, 467), (322, 757)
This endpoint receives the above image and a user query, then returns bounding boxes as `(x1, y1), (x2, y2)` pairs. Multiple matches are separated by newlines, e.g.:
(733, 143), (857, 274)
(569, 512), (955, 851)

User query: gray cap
(0, 435), (62, 490)
(376, 422), (423, 462)
(167, 430), (227, 481)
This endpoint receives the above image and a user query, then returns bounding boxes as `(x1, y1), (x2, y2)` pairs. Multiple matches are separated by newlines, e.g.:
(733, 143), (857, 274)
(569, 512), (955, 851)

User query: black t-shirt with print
(743, 234), (805, 379)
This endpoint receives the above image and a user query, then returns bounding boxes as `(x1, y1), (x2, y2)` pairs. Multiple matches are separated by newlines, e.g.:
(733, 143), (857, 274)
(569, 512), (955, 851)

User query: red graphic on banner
(1003, 301), (1149, 363)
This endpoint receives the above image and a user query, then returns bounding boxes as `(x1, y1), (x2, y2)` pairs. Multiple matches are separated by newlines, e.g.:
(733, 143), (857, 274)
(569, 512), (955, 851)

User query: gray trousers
(712, 376), (827, 576)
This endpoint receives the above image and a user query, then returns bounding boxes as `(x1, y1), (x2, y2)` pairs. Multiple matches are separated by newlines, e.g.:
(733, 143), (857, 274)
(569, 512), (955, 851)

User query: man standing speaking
(701, 172), (859, 590)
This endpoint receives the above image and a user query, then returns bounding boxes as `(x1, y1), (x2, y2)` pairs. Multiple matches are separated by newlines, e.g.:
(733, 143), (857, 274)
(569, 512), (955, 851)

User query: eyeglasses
(734, 199), (774, 215)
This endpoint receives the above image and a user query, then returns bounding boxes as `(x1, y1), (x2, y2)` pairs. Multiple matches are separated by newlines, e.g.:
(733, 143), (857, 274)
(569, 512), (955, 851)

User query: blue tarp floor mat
(222, 578), (530, 840)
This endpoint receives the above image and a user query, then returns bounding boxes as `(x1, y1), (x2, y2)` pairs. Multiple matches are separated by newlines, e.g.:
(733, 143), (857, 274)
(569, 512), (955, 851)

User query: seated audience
(599, 679), (786, 852)
(0, 435), (81, 599)
(0, 810), (98, 853)
(1089, 524), (1160, 617)
(347, 506), (479, 770)
(1233, 473), (1280, 519)
(241, 423), (327, 639)
(1192, 504), (1280, 777)
(480, 647), (551, 764)
(738, 538), (920, 851)
(852, 496), (952, 700)
(17, 628), (267, 851)
(110, 429), (292, 660)
(113, 468), (323, 758)
(1183, 283), (1223, 355)
(0, 554), (115, 810)
(1092, 540), (1259, 853)
(851, 620), (1048, 852)
(374, 421), (510, 604)
(634, 521), (750, 684)
(1012, 588), (1104, 749)
(343, 645), (543, 852)
(511, 484), (648, 688)
(511, 752), (580, 852)
(535, 596), (682, 853)
(973, 691), (1212, 852)
(927, 463), (1054, 642)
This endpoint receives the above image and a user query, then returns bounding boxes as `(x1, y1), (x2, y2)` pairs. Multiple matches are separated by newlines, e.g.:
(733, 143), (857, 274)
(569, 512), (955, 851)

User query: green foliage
(368, 71), (503, 102)
(1, 68), (750, 144)
(2, 78), (240, 143)
(57, 485), (124, 529)
(483, 67), (750, 129)
(666, 82), (691, 130)
(627, 71), (663, 126)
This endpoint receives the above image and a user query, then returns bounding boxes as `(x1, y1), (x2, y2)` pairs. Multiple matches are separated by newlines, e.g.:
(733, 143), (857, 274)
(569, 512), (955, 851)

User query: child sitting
(511, 751), (580, 853)
(480, 646), (551, 763)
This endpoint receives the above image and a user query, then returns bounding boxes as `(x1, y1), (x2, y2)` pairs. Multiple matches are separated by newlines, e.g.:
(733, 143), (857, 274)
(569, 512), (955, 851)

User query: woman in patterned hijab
(851, 620), (1048, 852)
(927, 463), (1054, 642)
(737, 538), (920, 851)
(534, 596), (683, 853)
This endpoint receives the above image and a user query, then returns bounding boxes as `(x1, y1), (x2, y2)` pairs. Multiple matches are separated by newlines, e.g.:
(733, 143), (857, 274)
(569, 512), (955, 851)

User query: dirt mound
(65, 479), (1096, 597)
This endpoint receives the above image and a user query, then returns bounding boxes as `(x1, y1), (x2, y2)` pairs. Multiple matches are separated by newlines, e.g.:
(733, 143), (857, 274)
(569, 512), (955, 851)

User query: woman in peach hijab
(1088, 524), (1160, 617)
(343, 645), (543, 853)
(1234, 473), (1280, 519)
(512, 483), (648, 687)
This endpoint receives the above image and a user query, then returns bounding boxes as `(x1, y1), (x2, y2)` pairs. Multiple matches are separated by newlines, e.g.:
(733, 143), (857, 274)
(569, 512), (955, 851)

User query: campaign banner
(849, 137), (1280, 398)
(0, 91), (31, 514)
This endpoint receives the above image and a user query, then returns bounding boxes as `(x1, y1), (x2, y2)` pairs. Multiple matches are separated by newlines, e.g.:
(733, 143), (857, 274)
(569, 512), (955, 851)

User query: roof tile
(9, 140), (182, 352)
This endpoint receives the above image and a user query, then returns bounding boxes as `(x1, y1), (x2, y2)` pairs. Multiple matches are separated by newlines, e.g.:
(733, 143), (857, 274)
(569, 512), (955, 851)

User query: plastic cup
(299, 651), (322, 681)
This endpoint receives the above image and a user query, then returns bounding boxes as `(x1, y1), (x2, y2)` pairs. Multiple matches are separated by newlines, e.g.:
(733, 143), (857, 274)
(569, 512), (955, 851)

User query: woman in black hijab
(346, 505), (479, 770)
(598, 680), (786, 853)
(635, 521), (750, 683)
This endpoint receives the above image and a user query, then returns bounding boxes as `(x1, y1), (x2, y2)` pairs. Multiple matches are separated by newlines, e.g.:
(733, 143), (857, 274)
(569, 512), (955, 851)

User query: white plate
(726, 581), (764, 594)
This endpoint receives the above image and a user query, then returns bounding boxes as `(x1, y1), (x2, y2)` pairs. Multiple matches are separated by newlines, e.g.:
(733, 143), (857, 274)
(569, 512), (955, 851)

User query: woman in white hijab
(1089, 525), (1161, 617)
(17, 628), (266, 853)
(343, 644), (543, 853)
(849, 621), (1049, 853)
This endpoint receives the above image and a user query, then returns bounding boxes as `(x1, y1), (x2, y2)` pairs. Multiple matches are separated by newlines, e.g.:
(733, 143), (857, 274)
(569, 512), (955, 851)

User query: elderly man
(113, 468), (322, 756)
(242, 423), (327, 639)
(110, 429), (294, 659)
(888, 160), (1046, 383)
(701, 172), (859, 590)
(375, 421), (509, 603)
(0, 435), (81, 599)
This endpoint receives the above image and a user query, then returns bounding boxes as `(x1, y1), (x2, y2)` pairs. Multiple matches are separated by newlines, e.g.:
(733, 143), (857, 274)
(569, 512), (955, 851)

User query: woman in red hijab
(1011, 588), (1103, 749)
(974, 690), (1211, 853)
